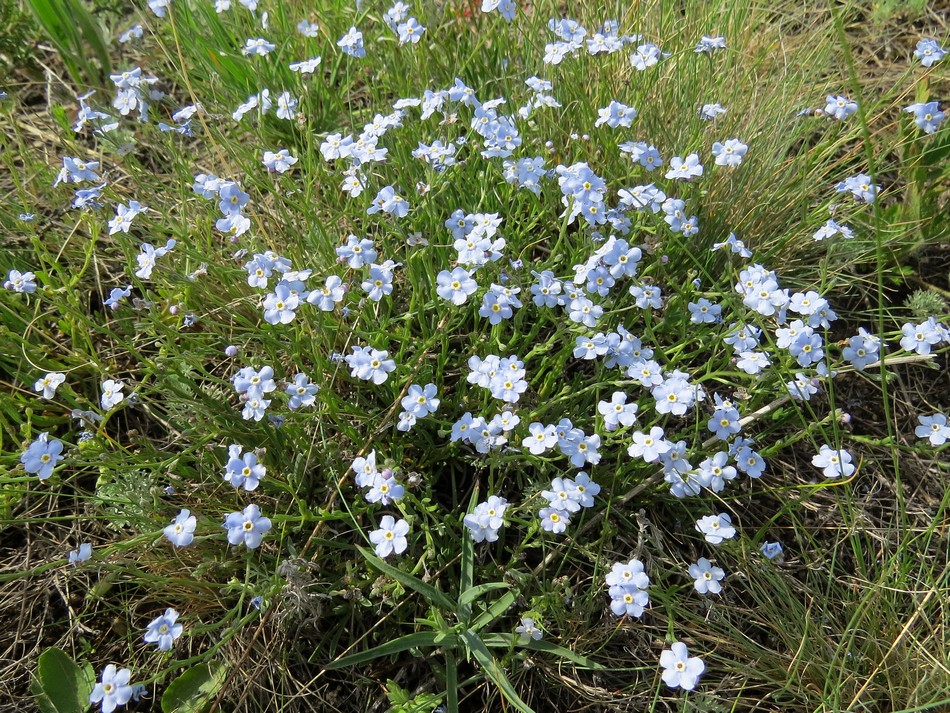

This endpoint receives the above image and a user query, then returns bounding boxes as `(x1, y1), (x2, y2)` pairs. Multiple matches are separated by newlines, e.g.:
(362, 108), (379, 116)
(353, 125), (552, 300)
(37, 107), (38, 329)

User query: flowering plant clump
(4, 2), (950, 711)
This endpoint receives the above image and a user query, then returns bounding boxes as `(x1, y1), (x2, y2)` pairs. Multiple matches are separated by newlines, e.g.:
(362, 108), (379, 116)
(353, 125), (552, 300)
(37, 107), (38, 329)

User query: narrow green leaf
(32, 647), (92, 713)
(324, 631), (456, 670)
(480, 633), (606, 669)
(357, 546), (457, 613)
(460, 631), (534, 713)
(469, 590), (516, 632)
(457, 582), (509, 607)
(160, 663), (226, 713)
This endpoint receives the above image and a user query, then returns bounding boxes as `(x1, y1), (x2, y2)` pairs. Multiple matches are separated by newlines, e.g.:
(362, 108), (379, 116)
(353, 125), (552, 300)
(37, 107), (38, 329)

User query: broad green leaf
(31, 647), (94, 713)
(460, 631), (534, 713)
(480, 633), (606, 669)
(469, 590), (516, 632)
(160, 663), (226, 713)
(324, 631), (457, 670)
(458, 507), (475, 623)
(23, 0), (109, 86)
(457, 582), (509, 607)
(357, 546), (457, 613)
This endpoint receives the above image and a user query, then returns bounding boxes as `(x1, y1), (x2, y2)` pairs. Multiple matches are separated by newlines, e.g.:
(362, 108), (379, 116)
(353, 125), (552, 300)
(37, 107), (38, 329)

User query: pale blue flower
(344, 346), (396, 384)
(337, 27), (365, 58)
(369, 515), (409, 557)
(712, 138), (748, 166)
(69, 543), (93, 565)
(89, 665), (133, 713)
(262, 149), (298, 173)
(463, 496), (508, 542)
(916, 413), (950, 446)
(689, 558), (725, 594)
(811, 445), (855, 479)
(660, 643), (704, 690)
(286, 373), (318, 409)
(699, 102), (726, 120)
(223, 446), (266, 491)
(539, 507), (570, 533)
(100, 379), (125, 409)
(696, 513), (736, 544)
(401, 383), (439, 418)
(275, 92), (297, 120)
(223, 504), (271, 549)
(144, 608), (182, 651)
(597, 392), (638, 431)
(290, 56), (322, 73)
(665, 153), (703, 180)
(163, 509), (197, 547)
(914, 38), (946, 66)
(904, 101), (945, 134)
(4, 269), (37, 293)
(34, 372), (65, 399)
(242, 37), (276, 56)
(515, 616), (543, 641)
(436, 267), (477, 305)
(823, 94), (858, 120)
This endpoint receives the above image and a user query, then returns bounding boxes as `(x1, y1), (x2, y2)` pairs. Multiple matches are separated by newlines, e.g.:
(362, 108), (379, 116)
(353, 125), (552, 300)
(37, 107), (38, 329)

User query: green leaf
(357, 546), (457, 613)
(480, 633), (606, 669)
(460, 630), (534, 713)
(31, 647), (94, 713)
(23, 0), (109, 86)
(324, 631), (457, 670)
(469, 590), (516, 632)
(457, 582), (509, 607)
(458, 518), (475, 623)
(160, 663), (226, 713)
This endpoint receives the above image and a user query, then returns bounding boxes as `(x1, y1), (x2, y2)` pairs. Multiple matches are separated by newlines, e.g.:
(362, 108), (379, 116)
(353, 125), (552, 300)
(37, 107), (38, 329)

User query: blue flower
(711, 138), (748, 166)
(464, 496), (508, 542)
(69, 543), (93, 565)
(286, 373), (318, 409)
(660, 643), (704, 690)
(369, 515), (409, 558)
(163, 509), (197, 547)
(224, 445), (266, 491)
(914, 38), (946, 66)
(90, 665), (133, 713)
(904, 101), (945, 134)
(665, 153), (703, 180)
(606, 559), (650, 617)
(337, 27), (365, 58)
(436, 267), (478, 305)
(144, 608), (183, 651)
(823, 94), (858, 120)
(696, 513), (737, 544)
(916, 413), (950, 446)
(223, 504), (272, 549)
(34, 372), (66, 399)
(361, 262), (397, 301)
(100, 379), (125, 409)
(262, 149), (298, 173)
(811, 445), (855, 479)
(242, 37), (276, 57)
(262, 282), (300, 325)
(20, 432), (64, 480)
(344, 346), (396, 384)
(835, 173), (879, 203)
(699, 102), (727, 120)
(689, 558), (725, 594)
(515, 617), (543, 641)
(3, 269), (37, 293)
(400, 383), (440, 418)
